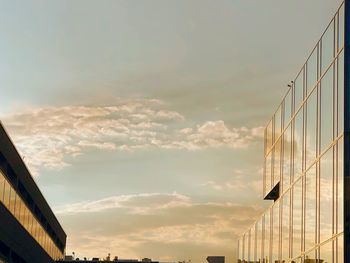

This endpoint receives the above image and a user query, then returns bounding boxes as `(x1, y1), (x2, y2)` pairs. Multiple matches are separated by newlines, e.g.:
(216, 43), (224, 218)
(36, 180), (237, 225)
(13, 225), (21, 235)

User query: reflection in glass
(3, 180), (10, 208)
(283, 125), (292, 192)
(274, 139), (281, 186)
(237, 241), (243, 262)
(265, 152), (272, 196)
(275, 106), (282, 140)
(337, 235), (344, 263)
(294, 73), (304, 111)
(0, 174), (4, 202)
(338, 51), (344, 136)
(292, 178), (302, 258)
(307, 47), (318, 96)
(320, 67), (334, 153)
(266, 121), (273, 154)
(306, 89), (317, 169)
(285, 89), (293, 127)
(321, 20), (334, 74)
(0, 171), (63, 260)
(320, 240), (333, 263)
(14, 195), (22, 221)
(339, 5), (344, 50)
(294, 110), (304, 178)
(263, 211), (270, 263)
(320, 148), (333, 243)
(281, 192), (289, 261)
(250, 226), (255, 262)
(305, 165), (316, 251)
(244, 232), (249, 262)
(9, 187), (16, 214)
(272, 203), (279, 262)
(256, 218), (262, 262)
(337, 138), (344, 234)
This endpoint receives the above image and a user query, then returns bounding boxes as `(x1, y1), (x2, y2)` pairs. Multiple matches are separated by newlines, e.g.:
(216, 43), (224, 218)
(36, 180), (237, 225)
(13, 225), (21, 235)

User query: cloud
(55, 192), (191, 215)
(1, 98), (263, 175)
(56, 192), (266, 262)
(201, 168), (263, 198)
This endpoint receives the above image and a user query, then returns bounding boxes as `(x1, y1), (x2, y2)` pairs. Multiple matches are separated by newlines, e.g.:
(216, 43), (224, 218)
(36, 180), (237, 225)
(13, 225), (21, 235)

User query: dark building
(206, 256), (224, 263)
(58, 257), (160, 263)
(237, 1), (349, 262)
(0, 122), (66, 262)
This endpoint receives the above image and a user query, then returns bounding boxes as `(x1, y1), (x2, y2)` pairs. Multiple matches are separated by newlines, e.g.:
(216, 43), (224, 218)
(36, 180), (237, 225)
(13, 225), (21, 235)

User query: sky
(0, 0), (344, 262)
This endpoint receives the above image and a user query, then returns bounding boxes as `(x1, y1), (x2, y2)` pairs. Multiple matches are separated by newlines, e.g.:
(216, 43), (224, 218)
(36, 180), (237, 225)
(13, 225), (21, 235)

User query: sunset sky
(0, 0), (343, 262)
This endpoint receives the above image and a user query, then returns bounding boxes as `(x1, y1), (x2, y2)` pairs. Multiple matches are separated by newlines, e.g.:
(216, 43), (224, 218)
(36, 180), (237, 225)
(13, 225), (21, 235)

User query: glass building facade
(0, 170), (63, 261)
(0, 122), (66, 263)
(237, 2), (346, 262)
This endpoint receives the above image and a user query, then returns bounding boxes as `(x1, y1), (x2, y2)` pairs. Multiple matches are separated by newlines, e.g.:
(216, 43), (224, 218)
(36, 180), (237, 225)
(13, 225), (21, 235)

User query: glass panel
(9, 187), (16, 214)
(266, 120), (273, 154)
(338, 51), (344, 136)
(265, 152), (272, 195)
(3, 180), (10, 208)
(337, 235), (344, 263)
(275, 106), (282, 140)
(283, 125), (292, 192)
(320, 148), (333, 243)
(306, 88), (317, 169)
(320, 240), (333, 263)
(294, 109), (304, 178)
(281, 191), (290, 261)
(0, 172), (4, 203)
(285, 89), (293, 126)
(321, 20), (335, 74)
(251, 225), (256, 262)
(23, 205), (29, 231)
(14, 194), (21, 221)
(238, 238), (243, 261)
(295, 72), (304, 110)
(320, 67), (334, 153)
(339, 5), (344, 50)
(243, 233), (248, 262)
(263, 211), (270, 263)
(307, 47), (318, 96)
(256, 219), (262, 263)
(292, 178), (302, 258)
(28, 212), (33, 234)
(337, 137), (343, 234)
(272, 202), (279, 262)
(274, 139), (282, 186)
(305, 165), (316, 251)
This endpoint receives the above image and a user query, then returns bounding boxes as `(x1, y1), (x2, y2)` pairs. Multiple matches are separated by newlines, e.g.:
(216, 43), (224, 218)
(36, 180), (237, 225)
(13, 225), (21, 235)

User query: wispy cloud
(202, 168), (262, 194)
(1, 98), (263, 175)
(55, 192), (191, 215)
(57, 192), (266, 262)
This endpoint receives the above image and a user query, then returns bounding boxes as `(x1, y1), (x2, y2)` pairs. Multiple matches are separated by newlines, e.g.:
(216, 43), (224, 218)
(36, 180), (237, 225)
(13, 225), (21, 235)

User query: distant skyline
(0, 0), (343, 262)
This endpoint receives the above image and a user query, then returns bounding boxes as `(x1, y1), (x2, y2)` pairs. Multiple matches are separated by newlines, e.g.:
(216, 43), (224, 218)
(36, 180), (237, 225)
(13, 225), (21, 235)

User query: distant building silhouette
(58, 257), (170, 263)
(206, 256), (224, 263)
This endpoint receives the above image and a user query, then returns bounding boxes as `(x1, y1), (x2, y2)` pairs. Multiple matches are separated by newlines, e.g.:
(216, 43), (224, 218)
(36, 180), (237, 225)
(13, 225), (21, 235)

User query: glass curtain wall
(0, 170), (64, 261)
(238, 2), (344, 262)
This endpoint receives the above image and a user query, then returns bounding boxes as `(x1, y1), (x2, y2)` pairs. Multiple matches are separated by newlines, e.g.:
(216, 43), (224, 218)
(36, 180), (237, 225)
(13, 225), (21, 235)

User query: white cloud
(57, 192), (266, 262)
(202, 168), (263, 198)
(55, 192), (191, 214)
(1, 98), (263, 175)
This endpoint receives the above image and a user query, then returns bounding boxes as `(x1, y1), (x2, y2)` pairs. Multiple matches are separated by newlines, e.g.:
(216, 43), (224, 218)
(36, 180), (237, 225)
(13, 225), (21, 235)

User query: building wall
(0, 170), (63, 261)
(0, 122), (66, 262)
(237, 2), (344, 262)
